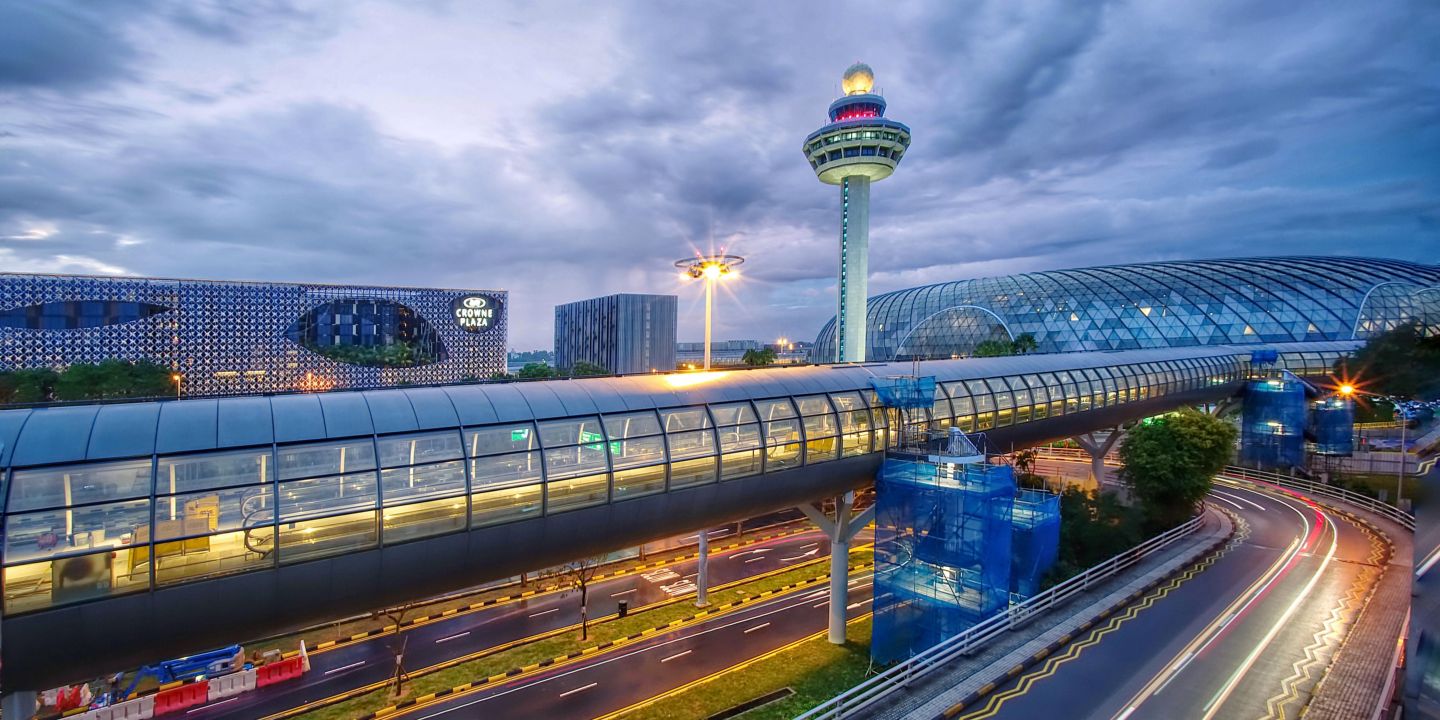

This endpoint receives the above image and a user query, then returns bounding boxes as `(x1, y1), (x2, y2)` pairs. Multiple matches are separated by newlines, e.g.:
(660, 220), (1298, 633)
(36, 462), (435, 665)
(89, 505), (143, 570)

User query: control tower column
(838, 176), (870, 362)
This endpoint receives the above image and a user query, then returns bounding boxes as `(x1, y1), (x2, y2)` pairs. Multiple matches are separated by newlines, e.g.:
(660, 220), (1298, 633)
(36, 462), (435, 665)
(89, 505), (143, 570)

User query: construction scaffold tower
(867, 375), (1058, 665)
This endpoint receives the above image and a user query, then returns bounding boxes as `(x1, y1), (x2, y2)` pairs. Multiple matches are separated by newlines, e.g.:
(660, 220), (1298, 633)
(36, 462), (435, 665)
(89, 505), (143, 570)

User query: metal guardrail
(1219, 465), (1415, 531)
(794, 512), (1208, 720)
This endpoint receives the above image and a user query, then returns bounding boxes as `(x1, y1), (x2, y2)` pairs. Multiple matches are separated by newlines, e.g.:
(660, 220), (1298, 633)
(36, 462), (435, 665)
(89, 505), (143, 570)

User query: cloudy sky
(1, 1), (1436, 349)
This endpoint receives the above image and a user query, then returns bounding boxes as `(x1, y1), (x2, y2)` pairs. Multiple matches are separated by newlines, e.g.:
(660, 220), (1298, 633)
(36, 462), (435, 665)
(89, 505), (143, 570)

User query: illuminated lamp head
(842, 62), (874, 96)
(1339, 384), (1355, 396)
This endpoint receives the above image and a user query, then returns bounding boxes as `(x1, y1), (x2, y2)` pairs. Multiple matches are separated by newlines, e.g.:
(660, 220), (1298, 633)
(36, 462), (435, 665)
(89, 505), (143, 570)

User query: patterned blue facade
(813, 257), (1440, 361)
(0, 273), (506, 397)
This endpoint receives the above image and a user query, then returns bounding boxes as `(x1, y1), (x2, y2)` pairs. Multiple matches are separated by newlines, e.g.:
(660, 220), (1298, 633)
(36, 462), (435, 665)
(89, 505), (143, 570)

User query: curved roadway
(958, 481), (1385, 720)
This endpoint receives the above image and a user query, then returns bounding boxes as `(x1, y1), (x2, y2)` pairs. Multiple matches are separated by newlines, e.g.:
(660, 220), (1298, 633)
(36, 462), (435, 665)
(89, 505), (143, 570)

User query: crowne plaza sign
(453, 295), (502, 332)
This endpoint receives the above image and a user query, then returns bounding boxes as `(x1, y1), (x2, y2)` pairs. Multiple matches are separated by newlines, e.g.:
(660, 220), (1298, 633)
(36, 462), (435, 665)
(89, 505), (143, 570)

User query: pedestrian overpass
(0, 342), (1355, 689)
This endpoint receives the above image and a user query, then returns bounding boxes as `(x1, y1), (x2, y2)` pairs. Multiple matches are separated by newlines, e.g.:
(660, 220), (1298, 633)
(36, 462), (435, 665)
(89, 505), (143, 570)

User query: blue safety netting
(870, 376), (938, 410)
(1010, 489), (1060, 598)
(1241, 377), (1307, 469)
(872, 456), (1015, 665)
(1311, 397), (1354, 456)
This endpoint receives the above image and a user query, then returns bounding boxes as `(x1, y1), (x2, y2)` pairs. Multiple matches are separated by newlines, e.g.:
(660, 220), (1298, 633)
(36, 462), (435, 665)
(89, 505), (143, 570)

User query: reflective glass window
(546, 474), (608, 513)
(382, 495), (467, 544)
(667, 429), (716, 460)
(603, 411), (662, 439)
(5, 499), (151, 564)
(159, 448), (271, 493)
(278, 439), (376, 481)
(278, 510), (377, 564)
(466, 423), (538, 457)
(471, 451), (543, 488)
(538, 417), (606, 448)
(610, 435), (666, 469)
(5, 550), (148, 614)
(380, 460), (466, 505)
(670, 456), (717, 489)
(471, 484), (542, 527)
(8, 460), (151, 513)
(279, 472), (377, 521)
(661, 407), (711, 432)
(710, 402), (757, 426)
(377, 432), (463, 468)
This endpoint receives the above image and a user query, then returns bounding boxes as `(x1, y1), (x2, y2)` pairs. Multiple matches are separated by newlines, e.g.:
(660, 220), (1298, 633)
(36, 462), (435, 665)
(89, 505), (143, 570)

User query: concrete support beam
(3, 691), (37, 720)
(798, 492), (870, 644)
(695, 530), (710, 607)
(1075, 428), (1126, 490)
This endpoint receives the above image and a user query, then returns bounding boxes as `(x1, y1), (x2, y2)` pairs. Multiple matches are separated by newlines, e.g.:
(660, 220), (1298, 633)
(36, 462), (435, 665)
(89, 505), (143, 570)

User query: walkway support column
(695, 529), (710, 607)
(1074, 428), (1126, 490)
(798, 491), (875, 644)
(3, 691), (37, 720)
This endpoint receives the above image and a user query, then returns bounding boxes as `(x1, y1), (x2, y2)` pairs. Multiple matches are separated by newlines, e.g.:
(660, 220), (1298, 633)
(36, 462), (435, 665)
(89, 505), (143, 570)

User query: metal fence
(794, 512), (1208, 720)
(1219, 465), (1415, 531)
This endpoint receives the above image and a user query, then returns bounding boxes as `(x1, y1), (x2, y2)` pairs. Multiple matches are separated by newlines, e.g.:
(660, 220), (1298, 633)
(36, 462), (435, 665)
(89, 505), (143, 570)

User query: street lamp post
(675, 254), (744, 371)
(673, 254), (743, 607)
(1339, 383), (1414, 507)
(171, 373), (182, 399)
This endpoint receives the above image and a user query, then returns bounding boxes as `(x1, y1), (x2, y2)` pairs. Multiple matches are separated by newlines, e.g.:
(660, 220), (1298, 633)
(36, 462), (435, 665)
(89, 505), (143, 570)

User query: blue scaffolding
(1310, 397), (1354, 456)
(1010, 489), (1060, 598)
(1241, 376), (1306, 469)
(871, 455), (1015, 665)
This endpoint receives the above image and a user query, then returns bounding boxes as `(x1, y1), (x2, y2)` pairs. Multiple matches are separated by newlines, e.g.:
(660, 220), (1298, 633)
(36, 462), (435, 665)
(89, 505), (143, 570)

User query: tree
(0, 368), (58, 404)
(1335, 320), (1440, 400)
(559, 556), (603, 640)
(1012, 448), (1045, 490)
(741, 348), (777, 366)
(373, 601), (419, 698)
(1044, 487), (1145, 586)
(1118, 408), (1237, 531)
(517, 362), (561, 379)
(569, 361), (609, 377)
(1011, 333), (1038, 355)
(972, 339), (1014, 357)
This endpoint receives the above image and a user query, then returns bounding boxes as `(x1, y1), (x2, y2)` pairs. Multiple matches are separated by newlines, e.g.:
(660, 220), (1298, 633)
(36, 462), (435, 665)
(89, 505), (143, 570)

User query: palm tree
(1012, 333), (1039, 355)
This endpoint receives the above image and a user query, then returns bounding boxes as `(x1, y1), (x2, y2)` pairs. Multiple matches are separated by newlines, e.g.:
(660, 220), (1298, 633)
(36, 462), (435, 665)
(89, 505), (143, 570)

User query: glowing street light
(171, 373), (182, 399)
(674, 254), (744, 371)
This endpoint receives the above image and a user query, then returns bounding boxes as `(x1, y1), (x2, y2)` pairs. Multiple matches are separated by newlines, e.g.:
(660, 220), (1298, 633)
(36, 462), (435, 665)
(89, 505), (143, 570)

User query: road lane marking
(1209, 494), (1244, 510)
(744, 622), (771, 634)
(745, 556), (765, 563)
(780, 548), (820, 562)
(660, 650), (692, 663)
(529, 608), (559, 618)
(800, 542), (819, 550)
(813, 601), (829, 608)
(414, 573), (875, 718)
(1201, 505), (1339, 720)
(1211, 489), (1264, 511)
(435, 631), (470, 644)
(189, 697), (238, 713)
(559, 682), (598, 698)
(324, 661), (366, 675)
(1417, 543), (1440, 579)
(610, 589), (637, 597)
(846, 601), (866, 610)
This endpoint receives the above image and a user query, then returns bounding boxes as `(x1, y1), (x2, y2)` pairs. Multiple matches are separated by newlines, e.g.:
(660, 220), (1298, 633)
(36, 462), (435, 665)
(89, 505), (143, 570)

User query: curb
(933, 511), (1235, 720)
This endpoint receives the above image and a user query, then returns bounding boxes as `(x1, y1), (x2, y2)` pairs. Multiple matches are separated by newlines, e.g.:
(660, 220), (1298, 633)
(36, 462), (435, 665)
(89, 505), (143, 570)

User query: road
(957, 481), (1384, 720)
(391, 572), (878, 719)
(188, 526), (842, 719)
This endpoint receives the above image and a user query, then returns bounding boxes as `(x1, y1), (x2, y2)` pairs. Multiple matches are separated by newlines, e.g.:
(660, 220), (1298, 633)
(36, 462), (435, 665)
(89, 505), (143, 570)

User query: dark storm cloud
(0, 0), (1436, 347)
(0, 2), (148, 90)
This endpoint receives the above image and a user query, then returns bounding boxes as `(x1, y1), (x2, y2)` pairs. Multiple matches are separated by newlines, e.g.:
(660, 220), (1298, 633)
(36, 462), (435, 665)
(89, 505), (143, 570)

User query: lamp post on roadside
(1338, 383), (1415, 508)
(673, 253), (744, 606)
(171, 373), (182, 399)
(675, 254), (744, 371)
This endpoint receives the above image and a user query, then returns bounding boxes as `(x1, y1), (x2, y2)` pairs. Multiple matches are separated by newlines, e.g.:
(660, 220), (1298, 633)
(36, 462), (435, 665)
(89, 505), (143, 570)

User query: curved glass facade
(812, 257), (1440, 362)
(1, 343), (1348, 616)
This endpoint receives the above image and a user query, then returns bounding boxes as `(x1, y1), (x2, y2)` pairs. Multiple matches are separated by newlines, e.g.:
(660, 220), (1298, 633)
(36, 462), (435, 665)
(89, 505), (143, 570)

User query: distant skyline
(1, 1), (1436, 349)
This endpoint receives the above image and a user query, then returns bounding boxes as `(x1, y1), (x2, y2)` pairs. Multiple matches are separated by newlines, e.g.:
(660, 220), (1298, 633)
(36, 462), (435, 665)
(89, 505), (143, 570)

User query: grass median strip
(601, 616), (876, 720)
(285, 547), (874, 720)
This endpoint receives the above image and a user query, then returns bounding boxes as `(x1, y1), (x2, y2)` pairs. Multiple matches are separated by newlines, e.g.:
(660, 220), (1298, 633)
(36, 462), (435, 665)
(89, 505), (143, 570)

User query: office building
(0, 273), (507, 397)
(554, 293), (676, 374)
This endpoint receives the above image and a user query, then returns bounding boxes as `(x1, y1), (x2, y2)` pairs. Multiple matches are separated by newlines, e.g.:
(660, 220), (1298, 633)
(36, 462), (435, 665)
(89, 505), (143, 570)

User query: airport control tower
(803, 63), (911, 362)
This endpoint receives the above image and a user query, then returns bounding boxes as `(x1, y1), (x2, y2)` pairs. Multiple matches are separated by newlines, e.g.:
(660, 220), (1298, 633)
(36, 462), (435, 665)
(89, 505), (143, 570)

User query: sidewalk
(1301, 501), (1412, 720)
(856, 506), (1234, 720)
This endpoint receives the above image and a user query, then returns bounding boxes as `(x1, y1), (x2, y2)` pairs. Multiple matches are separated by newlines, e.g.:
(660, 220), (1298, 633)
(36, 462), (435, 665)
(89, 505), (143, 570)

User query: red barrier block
(154, 680), (208, 716)
(255, 656), (305, 688)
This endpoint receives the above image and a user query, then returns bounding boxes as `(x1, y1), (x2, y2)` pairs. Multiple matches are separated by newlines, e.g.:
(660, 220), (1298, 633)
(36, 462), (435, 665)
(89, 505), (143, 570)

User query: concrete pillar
(836, 176), (871, 362)
(1075, 428), (1125, 490)
(695, 528), (710, 607)
(2, 691), (37, 720)
(799, 492), (876, 645)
